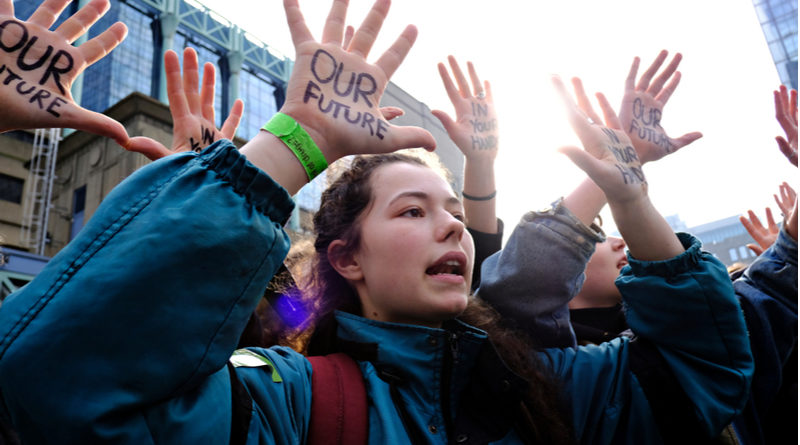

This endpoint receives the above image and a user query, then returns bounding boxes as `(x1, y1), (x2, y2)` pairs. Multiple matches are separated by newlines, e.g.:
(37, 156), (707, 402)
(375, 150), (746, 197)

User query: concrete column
(157, 1), (179, 103)
(226, 28), (244, 111)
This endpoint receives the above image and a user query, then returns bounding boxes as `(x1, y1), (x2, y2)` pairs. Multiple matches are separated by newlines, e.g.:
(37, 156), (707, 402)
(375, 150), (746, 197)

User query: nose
(609, 236), (626, 250)
(436, 211), (466, 243)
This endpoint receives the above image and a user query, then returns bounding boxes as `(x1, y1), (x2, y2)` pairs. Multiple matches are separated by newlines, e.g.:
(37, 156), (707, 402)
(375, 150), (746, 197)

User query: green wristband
(262, 113), (328, 181)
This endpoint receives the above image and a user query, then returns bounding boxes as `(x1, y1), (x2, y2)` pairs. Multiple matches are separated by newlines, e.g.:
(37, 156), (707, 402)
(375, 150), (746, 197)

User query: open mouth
(617, 259), (628, 269)
(426, 253), (466, 277)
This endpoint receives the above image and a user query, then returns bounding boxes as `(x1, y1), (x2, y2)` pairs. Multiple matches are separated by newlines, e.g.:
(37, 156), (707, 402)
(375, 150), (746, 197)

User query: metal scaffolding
(20, 129), (61, 256)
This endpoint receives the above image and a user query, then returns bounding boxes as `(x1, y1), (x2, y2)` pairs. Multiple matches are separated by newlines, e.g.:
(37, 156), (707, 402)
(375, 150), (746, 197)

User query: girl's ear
(327, 239), (363, 281)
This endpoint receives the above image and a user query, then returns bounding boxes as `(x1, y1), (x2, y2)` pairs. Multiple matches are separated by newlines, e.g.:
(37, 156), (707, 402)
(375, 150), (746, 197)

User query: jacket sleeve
(478, 198), (605, 348)
(0, 141), (297, 442)
(543, 233), (754, 444)
(730, 226), (797, 444)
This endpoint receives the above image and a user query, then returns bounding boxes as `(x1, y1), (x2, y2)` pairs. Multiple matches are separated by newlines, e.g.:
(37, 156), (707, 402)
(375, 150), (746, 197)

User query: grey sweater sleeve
(477, 198), (605, 348)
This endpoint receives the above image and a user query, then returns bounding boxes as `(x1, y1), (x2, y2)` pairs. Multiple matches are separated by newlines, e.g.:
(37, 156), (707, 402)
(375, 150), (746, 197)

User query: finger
(776, 137), (798, 166)
(284, 0), (314, 48)
(571, 77), (602, 125)
(79, 21), (127, 66)
(343, 25), (355, 49)
(0, 0), (13, 16)
(774, 194), (789, 216)
(766, 207), (777, 229)
(125, 136), (172, 161)
(435, 62), (462, 108)
(484, 80), (493, 102)
(27, 0), (71, 29)
(647, 52), (682, 97)
(654, 71), (681, 104)
(739, 215), (756, 238)
(774, 89), (794, 132)
(348, 0), (390, 59)
(636, 50), (668, 92)
(182, 47), (201, 115)
(321, 0), (347, 45)
(790, 89), (798, 123)
(200, 62), (216, 123)
(448, 55), (471, 98)
(786, 182), (797, 200)
(595, 92), (622, 130)
(624, 56), (640, 92)
(467, 61), (483, 97)
(55, 0), (109, 43)
(220, 99), (244, 139)
(552, 75), (592, 141)
(375, 24), (416, 79)
(669, 131), (703, 151)
(164, 50), (189, 119)
(746, 244), (764, 256)
(747, 210), (765, 231)
(379, 106), (404, 120)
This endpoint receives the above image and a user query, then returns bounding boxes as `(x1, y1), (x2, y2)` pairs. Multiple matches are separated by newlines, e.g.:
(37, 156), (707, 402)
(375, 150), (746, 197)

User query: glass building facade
(753, 0), (798, 89)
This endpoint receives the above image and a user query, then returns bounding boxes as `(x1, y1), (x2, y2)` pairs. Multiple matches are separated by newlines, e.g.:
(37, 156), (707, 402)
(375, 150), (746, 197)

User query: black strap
(227, 362), (253, 445)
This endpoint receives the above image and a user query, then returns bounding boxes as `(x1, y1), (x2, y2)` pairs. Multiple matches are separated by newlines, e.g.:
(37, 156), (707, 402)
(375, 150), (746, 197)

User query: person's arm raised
(125, 48), (244, 160)
(0, 0), (128, 145)
(553, 75), (684, 261)
(240, 0), (435, 196)
(432, 56), (498, 233)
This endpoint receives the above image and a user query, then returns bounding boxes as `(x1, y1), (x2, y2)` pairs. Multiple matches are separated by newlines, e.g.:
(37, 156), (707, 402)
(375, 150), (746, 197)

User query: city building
(752, 0), (798, 88)
(664, 214), (760, 268)
(0, 0), (463, 300)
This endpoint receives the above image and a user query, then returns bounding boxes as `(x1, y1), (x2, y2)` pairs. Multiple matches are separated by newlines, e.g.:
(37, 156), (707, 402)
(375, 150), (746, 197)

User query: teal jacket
(0, 141), (754, 444)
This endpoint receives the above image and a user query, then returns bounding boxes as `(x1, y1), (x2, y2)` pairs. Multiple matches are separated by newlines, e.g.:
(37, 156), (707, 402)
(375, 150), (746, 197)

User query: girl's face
(341, 162), (474, 328)
(575, 236), (627, 307)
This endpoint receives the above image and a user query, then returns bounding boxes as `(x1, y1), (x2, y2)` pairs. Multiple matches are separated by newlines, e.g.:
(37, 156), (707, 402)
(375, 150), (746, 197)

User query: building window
(729, 248), (739, 262)
(70, 186), (87, 241)
(739, 246), (750, 260)
(0, 173), (24, 204)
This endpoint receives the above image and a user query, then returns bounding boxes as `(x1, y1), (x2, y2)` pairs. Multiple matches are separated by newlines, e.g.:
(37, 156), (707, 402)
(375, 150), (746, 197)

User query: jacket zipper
(441, 332), (458, 441)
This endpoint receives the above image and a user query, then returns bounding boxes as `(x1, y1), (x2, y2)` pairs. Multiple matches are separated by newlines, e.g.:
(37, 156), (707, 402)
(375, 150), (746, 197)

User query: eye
(401, 207), (424, 218)
(451, 213), (465, 222)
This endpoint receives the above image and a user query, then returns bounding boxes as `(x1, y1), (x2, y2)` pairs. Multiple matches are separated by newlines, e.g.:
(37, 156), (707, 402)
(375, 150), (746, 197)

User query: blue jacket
(0, 142), (754, 444)
(479, 198), (756, 443)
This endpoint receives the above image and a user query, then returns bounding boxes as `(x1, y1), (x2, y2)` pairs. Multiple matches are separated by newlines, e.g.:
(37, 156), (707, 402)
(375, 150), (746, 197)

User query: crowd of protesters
(0, 0), (795, 444)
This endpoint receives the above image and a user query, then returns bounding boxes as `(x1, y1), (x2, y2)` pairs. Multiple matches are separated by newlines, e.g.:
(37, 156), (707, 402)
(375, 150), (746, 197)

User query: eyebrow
(389, 191), (462, 207)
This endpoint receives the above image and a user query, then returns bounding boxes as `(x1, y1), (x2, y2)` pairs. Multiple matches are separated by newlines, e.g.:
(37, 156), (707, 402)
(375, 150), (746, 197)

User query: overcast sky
(201, 0), (797, 233)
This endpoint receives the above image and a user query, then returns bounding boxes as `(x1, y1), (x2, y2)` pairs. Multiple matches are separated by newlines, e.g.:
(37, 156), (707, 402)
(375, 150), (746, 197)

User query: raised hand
(554, 76), (646, 205)
(279, 0), (435, 162)
(618, 50), (702, 163)
(739, 208), (780, 256)
(774, 181), (797, 217)
(431, 56), (498, 162)
(774, 85), (798, 166)
(0, 0), (128, 145)
(126, 48), (244, 160)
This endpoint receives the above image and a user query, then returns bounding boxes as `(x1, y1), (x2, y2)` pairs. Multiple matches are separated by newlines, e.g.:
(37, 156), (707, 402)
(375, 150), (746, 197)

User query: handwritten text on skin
(602, 127), (645, 185)
(469, 101), (498, 150)
(303, 49), (388, 140)
(628, 97), (674, 153)
(0, 20), (74, 117)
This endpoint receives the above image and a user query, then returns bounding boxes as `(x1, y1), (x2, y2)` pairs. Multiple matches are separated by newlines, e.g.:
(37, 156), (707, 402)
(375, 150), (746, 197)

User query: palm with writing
(0, 0), (128, 145)
(279, 0), (435, 163)
(126, 48), (244, 160)
(774, 85), (798, 166)
(555, 76), (647, 204)
(431, 56), (498, 162)
(618, 50), (702, 164)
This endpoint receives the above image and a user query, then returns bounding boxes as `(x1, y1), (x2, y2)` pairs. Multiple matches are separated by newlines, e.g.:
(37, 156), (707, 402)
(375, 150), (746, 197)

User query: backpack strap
(307, 353), (368, 445)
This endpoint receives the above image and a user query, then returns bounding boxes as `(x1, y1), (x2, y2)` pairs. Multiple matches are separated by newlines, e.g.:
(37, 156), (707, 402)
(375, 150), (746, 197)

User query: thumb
(558, 145), (603, 176)
(431, 109), (456, 134)
(379, 106), (404, 121)
(126, 136), (171, 161)
(69, 108), (130, 147)
(745, 243), (763, 256)
(669, 131), (703, 152)
(386, 124), (437, 152)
